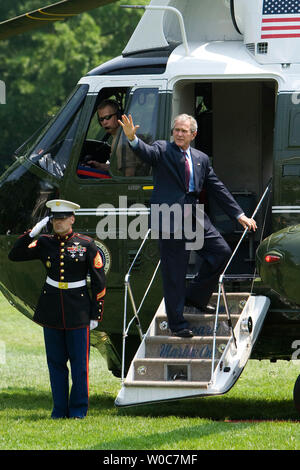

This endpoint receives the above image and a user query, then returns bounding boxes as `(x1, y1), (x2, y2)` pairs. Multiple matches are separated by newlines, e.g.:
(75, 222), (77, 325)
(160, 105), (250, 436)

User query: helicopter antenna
(121, 5), (190, 56)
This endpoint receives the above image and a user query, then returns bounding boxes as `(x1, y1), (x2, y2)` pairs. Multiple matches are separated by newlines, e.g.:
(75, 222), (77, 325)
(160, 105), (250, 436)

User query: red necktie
(184, 152), (190, 191)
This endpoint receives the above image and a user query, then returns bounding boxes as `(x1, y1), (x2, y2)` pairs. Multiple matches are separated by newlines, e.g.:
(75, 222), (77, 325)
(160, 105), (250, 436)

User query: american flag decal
(262, 0), (300, 39)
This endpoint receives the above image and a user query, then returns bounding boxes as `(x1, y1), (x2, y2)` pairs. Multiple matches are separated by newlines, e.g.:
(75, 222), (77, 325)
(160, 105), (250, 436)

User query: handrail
(121, 229), (161, 383)
(210, 180), (272, 383)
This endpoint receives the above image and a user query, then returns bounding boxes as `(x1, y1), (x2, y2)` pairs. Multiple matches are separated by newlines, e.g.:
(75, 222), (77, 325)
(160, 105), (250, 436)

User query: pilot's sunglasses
(98, 113), (117, 122)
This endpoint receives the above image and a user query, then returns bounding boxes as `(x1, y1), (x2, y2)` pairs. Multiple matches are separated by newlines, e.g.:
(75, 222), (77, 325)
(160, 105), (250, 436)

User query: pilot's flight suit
(9, 230), (106, 418)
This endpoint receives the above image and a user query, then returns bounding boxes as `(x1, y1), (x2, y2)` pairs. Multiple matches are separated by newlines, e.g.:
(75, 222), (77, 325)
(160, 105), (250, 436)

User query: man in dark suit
(119, 114), (256, 338)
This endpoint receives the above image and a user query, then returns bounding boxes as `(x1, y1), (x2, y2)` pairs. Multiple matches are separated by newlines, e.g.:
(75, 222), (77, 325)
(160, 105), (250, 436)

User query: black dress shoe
(185, 299), (215, 314)
(171, 328), (194, 338)
(199, 304), (216, 314)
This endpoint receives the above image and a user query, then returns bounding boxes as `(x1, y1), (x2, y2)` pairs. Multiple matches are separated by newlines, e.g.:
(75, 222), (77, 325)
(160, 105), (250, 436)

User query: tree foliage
(0, 0), (149, 170)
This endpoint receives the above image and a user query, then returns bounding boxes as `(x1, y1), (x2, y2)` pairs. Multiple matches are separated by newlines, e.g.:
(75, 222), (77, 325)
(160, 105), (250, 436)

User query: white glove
(90, 320), (98, 331)
(29, 216), (50, 238)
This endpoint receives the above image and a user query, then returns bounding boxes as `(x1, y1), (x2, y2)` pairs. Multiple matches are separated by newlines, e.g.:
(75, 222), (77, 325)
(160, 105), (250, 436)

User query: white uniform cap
(46, 199), (80, 218)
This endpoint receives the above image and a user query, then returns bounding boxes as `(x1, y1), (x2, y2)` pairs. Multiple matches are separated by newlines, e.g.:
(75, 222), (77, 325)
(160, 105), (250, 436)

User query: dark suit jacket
(131, 139), (243, 235)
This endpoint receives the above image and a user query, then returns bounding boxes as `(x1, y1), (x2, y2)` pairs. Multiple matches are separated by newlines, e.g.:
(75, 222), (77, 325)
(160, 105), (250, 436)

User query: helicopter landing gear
(293, 374), (300, 414)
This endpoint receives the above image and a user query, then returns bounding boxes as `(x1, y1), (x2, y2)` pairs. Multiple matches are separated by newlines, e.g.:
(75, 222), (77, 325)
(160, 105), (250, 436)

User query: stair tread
(124, 380), (209, 388)
(156, 313), (241, 319)
(211, 290), (251, 293)
(146, 335), (230, 342)
(134, 358), (215, 363)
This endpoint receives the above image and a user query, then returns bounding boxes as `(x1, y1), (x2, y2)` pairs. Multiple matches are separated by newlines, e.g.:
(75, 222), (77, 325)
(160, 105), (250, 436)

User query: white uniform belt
(46, 276), (86, 290)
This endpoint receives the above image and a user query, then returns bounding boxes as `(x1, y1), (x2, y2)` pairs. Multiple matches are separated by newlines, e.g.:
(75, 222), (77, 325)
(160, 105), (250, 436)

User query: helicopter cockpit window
(26, 84), (88, 178)
(110, 88), (158, 177)
(76, 87), (158, 179)
(76, 108), (113, 180)
(76, 89), (130, 180)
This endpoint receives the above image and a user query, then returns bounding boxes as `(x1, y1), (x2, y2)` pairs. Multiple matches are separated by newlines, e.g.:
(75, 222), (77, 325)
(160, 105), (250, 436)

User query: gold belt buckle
(58, 282), (68, 289)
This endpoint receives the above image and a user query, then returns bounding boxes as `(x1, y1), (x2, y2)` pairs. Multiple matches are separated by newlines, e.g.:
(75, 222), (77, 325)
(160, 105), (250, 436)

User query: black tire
(293, 374), (300, 414)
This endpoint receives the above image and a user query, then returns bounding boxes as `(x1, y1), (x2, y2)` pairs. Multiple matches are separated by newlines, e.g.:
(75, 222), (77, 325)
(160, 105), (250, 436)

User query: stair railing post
(122, 275), (130, 383)
(211, 278), (222, 382)
(221, 282), (237, 349)
(122, 228), (160, 384)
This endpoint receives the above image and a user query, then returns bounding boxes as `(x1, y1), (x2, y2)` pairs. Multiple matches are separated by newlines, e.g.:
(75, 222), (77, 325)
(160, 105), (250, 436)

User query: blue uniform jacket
(8, 231), (106, 329)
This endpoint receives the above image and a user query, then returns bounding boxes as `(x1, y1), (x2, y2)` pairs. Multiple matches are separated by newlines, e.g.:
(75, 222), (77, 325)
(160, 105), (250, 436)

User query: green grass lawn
(0, 292), (300, 450)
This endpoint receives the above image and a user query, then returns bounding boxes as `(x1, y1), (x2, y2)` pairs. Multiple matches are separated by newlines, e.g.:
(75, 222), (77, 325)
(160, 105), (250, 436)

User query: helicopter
(1, 0), (300, 410)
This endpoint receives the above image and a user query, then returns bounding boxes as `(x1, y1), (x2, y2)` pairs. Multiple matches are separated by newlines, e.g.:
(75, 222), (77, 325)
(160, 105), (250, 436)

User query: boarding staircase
(115, 292), (269, 407)
(115, 184), (271, 407)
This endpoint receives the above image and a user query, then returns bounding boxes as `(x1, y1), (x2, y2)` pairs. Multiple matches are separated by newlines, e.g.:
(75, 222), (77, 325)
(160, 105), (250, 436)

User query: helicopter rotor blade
(0, 0), (117, 40)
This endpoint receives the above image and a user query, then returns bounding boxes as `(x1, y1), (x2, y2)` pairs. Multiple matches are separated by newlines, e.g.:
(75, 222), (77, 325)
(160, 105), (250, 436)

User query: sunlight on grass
(0, 293), (300, 450)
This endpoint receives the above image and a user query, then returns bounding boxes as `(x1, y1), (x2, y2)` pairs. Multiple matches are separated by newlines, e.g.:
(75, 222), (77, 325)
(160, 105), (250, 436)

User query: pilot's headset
(97, 99), (123, 127)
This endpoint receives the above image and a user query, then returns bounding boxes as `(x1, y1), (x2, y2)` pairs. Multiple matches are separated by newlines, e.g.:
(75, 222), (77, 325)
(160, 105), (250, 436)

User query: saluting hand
(29, 216), (50, 238)
(118, 114), (140, 141)
(90, 320), (98, 331)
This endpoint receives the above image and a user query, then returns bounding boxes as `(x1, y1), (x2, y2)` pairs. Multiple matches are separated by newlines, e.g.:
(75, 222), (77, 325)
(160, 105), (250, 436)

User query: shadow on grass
(0, 389), (116, 420)
(1, 389), (299, 422)
(115, 395), (300, 421)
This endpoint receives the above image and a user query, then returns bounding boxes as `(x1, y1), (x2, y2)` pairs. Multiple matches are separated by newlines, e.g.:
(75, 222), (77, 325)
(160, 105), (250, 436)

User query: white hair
(172, 114), (198, 133)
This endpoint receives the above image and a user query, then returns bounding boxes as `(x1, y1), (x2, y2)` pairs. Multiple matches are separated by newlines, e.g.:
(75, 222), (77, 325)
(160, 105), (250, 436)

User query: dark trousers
(158, 228), (231, 332)
(43, 326), (90, 418)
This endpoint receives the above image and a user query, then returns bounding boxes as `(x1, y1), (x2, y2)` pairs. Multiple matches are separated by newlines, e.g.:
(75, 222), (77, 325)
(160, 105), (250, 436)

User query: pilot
(8, 199), (106, 419)
(82, 99), (141, 177)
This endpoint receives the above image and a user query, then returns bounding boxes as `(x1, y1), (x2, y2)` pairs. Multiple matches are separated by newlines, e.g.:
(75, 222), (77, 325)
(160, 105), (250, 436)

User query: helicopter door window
(27, 84), (88, 178)
(110, 88), (159, 177)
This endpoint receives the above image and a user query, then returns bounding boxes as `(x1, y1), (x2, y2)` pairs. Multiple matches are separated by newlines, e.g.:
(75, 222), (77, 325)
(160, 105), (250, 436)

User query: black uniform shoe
(171, 328), (194, 338)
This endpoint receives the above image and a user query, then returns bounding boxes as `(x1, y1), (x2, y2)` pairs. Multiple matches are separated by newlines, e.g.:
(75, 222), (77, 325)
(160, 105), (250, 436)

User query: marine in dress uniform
(8, 200), (106, 419)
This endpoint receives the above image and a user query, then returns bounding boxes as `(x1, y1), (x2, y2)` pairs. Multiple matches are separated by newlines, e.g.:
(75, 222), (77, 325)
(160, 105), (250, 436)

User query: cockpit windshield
(26, 84), (89, 178)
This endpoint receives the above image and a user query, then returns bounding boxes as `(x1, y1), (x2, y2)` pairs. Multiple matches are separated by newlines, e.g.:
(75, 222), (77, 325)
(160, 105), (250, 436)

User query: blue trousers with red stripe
(43, 326), (90, 418)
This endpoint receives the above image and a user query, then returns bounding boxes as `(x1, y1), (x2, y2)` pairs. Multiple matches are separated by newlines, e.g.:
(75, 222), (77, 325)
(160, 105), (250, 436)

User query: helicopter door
(66, 79), (168, 289)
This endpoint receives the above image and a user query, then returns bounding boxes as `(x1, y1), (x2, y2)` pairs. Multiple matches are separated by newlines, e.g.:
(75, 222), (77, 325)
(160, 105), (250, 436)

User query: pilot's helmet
(46, 199), (80, 219)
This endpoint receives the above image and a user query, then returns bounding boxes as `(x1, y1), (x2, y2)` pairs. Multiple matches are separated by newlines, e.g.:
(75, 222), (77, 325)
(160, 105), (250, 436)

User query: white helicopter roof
(123, 0), (300, 66)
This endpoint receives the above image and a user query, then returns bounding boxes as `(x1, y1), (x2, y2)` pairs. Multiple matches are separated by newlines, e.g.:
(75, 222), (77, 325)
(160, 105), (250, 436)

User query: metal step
(155, 313), (240, 337)
(131, 358), (216, 384)
(124, 380), (209, 388)
(204, 292), (250, 312)
(145, 335), (229, 360)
